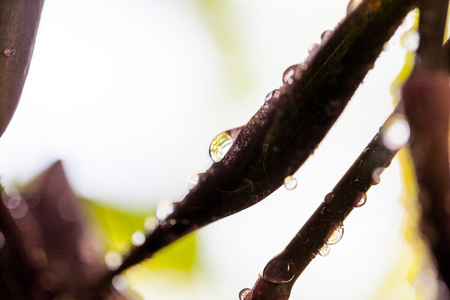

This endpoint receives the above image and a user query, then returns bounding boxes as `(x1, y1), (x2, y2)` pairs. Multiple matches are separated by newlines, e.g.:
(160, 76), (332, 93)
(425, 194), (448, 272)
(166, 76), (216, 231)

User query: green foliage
(86, 199), (197, 272)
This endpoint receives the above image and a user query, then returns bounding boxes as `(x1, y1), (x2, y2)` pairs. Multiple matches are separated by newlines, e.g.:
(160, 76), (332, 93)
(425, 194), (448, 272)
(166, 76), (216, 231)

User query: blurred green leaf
(84, 199), (197, 272)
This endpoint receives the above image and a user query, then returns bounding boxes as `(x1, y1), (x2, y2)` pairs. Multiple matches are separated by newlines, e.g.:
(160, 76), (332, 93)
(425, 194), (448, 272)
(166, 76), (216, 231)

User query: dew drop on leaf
(186, 173), (201, 191)
(320, 30), (333, 43)
(283, 176), (298, 191)
(346, 0), (363, 15)
(156, 200), (174, 220)
(327, 225), (344, 245)
(282, 65), (297, 85)
(209, 132), (233, 162)
(239, 288), (253, 300)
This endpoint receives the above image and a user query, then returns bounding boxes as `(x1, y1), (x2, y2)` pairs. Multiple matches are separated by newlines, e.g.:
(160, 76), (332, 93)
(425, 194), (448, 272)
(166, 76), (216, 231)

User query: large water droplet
(318, 244), (330, 256)
(105, 251), (123, 270)
(400, 29), (420, 52)
(209, 127), (243, 163)
(346, 0), (363, 15)
(327, 226), (344, 245)
(239, 288), (253, 300)
(131, 230), (146, 246)
(262, 259), (295, 284)
(209, 132), (233, 162)
(3, 47), (15, 57)
(283, 176), (298, 191)
(381, 114), (410, 151)
(353, 192), (367, 207)
(156, 200), (174, 220)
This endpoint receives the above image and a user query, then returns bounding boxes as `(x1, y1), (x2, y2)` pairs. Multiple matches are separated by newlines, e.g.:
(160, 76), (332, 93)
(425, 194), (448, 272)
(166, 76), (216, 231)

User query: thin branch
(96, 0), (416, 287)
(0, 0), (44, 137)
(243, 106), (402, 300)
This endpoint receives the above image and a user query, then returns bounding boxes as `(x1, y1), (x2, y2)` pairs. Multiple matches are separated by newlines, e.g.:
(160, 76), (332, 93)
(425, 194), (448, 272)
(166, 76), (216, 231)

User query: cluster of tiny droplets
(3, 47), (15, 57)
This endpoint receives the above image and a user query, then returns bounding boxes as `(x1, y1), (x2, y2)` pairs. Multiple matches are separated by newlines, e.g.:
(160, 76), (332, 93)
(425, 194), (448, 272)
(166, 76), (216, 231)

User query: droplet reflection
(131, 230), (146, 246)
(319, 244), (330, 256)
(105, 251), (123, 270)
(283, 176), (298, 191)
(327, 226), (344, 245)
(381, 114), (410, 151)
(239, 288), (253, 300)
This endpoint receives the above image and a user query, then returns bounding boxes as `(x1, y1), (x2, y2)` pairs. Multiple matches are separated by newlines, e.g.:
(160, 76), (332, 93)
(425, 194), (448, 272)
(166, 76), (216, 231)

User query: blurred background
(0, 0), (435, 299)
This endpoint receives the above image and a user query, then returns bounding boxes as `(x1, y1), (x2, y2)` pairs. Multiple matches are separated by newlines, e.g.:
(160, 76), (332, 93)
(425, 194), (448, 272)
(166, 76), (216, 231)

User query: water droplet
(262, 259), (295, 284)
(156, 200), (174, 220)
(239, 288), (253, 300)
(283, 176), (297, 191)
(104, 251), (123, 270)
(112, 275), (127, 291)
(3, 195), (22, 209)
(318, 244), (330, 256)
(144, 216), (159, 233)
(131, 230), (146, 246)
(3, 47), (15, 57)
(265, 89), (280, 102)
(324, 192), (334, 203)
(209, 132), (233, 162)
(346, 0), (363, 15)
(282, 65), (298, 85)
(400, 29), (420, 52)
(307, 43), (320, 60)
(186, 173), (201, 191)
(327, 226), (344, 245)
(320, 30), (333, 43)
(371, 168), (384, 185)
(381, 114), (410, 151)
(353, 192), (367, 207)
(0, 232), (5, 250)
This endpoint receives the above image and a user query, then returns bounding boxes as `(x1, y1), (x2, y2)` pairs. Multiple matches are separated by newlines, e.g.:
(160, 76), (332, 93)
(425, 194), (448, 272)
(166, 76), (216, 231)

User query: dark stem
(246, 106), (401, 300)
(0, 0), (45, 137)
(96, 0), (415, 288)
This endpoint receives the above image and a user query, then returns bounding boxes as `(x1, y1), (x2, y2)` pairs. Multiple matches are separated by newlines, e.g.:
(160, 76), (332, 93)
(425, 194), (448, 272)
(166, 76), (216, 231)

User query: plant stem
(245, 106), (401, 300)
(0, 0), (44, 137)
(97, 0), (415, 286)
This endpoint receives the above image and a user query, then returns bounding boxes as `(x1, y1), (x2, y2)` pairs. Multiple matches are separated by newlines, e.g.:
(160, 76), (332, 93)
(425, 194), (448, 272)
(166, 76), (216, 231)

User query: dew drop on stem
(239, 288), (253, 300)
(104, 251), (123, 270)
(131, 230), (146, 246)
(262, 259), (296, 284)
(144, 216), (159, 233)
(353, 192), (367, 207)
(156, 200), (174, 220)
(327, 225), (344, 245)
(283, 176), (297, 191)
(346, 0), (363, 15)
(371, 168), (384, 185)
(265, 89), (280, 103)
(319, 244), (330, 256)
(324, 192), (334, 203)
(3, 47), (15, 57)
(381, 114), (410, 151)
(282, 65), (298, 85)
(112, 275), (127, 291)
(400, 29), (419, 53)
